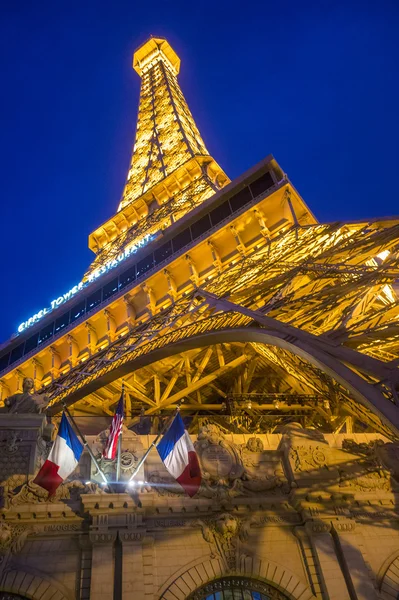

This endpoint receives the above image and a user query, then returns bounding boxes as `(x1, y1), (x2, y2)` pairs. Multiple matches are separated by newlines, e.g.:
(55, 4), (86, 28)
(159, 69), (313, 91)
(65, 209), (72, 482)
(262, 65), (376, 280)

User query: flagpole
(62, 404), (109, 487)
(127, 409), (178, 484)
(116, 383), (124, 482)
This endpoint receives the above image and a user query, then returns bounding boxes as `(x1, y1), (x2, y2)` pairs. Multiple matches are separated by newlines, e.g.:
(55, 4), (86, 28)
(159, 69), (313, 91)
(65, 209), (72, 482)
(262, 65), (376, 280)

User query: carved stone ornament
(147, 426), (288, 499)
(194, 425), (287, 500)
(193, 513), (246, 571)
(289, 445), (328, 472)
(3, 432), (20, 455)
(89, 531), (117, 545)
(339, 439), (397, 492)
(6, 479), (104, 506)
(91, 425), (142, 482)
(0, 522), (35, 555)
(332, 519), (356, 533)
(304, 520), (332, 535)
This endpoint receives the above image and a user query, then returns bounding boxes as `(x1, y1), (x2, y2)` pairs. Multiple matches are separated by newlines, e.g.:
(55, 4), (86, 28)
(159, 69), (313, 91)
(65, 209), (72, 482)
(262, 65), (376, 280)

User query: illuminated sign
(17, 234), (154, 334)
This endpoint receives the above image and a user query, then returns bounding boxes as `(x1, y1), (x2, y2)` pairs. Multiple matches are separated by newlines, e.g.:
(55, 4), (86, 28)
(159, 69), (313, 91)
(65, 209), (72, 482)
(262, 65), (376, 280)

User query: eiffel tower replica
(1, 36), (398, 439)
(1, 36), (399, 600)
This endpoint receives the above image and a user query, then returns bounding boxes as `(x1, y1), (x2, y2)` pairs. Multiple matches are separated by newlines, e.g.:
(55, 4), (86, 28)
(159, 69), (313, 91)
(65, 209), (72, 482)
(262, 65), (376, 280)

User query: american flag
(102, 390), (124, 460)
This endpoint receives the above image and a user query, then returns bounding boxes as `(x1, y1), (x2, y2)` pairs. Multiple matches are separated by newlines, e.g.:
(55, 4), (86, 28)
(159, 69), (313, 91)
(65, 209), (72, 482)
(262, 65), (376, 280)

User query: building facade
(0, 37), (399, 600)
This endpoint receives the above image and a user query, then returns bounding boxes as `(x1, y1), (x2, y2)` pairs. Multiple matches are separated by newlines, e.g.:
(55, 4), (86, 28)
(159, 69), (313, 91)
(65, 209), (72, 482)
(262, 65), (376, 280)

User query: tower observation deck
(0, 37), (398, 443)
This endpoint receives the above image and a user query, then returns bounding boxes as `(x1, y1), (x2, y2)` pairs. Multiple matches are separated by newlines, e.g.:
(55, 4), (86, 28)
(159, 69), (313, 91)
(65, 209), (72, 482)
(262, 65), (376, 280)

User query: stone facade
(1, 416), (399, 600)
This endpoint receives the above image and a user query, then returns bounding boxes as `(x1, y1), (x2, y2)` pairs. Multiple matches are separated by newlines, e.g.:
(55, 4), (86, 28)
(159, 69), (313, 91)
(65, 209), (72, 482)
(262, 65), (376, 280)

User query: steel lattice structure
(1, 37), (398, 440)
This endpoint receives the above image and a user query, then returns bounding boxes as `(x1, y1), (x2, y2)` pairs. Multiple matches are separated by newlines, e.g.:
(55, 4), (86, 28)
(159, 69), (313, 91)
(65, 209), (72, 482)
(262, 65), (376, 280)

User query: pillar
(331, 520), (378, 600)
(305, 521), (351, 600)
(89, 532), (116, 600)
(119, 531), (145, 598)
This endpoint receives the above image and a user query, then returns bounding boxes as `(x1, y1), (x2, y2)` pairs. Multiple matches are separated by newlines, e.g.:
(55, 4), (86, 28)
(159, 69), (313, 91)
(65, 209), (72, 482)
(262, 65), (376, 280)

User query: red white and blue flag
(33, 413), (83, 496)
(102, 391), (124, 460)
(157, 413), (201, 497)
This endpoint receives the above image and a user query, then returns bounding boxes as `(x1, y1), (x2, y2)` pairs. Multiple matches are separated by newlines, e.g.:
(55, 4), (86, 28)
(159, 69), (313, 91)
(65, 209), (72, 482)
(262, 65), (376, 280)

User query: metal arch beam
(48, 324), (399, 438)
(196, 290), (397, 383)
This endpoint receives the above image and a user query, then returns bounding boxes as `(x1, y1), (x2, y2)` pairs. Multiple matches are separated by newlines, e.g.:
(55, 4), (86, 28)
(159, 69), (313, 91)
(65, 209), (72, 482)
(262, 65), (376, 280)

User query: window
(154, 241), (172, 264)
(119, 265), (136, 290)
(137, 254), (154, 277)
(70, 300), (86, 323)
(229, 186), (252, 213)
(172, 228), (192, 252)
(38, 323), (54, 345)
(190, 214), (211, 240)
(87, 290), (102, 311)
(209, 201), (231, 226)
(188, 577), (288, 600)
(25, 332), (40, 353)
(0, 352), (10, 371)
(10, 343), (25, 364)
(55, 312), (70, 333)
(103, 278), (119, 301)
(249, 171), (274, 198)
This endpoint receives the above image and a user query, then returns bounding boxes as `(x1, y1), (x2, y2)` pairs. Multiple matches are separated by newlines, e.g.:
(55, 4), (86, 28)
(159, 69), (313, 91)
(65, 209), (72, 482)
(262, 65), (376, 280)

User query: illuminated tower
(1, 36), (399, 600)
(87, 38), (229, 280)
(0, 35), (397, 437)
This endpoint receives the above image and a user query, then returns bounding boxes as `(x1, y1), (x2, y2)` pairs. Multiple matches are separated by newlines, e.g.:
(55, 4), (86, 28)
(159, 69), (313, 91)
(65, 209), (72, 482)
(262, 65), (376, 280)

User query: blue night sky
(0, 0), (398, 343)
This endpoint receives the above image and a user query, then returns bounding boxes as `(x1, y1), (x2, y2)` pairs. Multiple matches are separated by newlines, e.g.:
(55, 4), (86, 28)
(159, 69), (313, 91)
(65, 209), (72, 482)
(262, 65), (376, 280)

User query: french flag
(157, 413), (201, 497)
(34, 413), (83, 496)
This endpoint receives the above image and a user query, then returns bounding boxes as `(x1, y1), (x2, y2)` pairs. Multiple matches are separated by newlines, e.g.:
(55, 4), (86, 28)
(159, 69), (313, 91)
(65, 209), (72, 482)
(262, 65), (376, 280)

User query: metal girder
(38, 219), (399, 439)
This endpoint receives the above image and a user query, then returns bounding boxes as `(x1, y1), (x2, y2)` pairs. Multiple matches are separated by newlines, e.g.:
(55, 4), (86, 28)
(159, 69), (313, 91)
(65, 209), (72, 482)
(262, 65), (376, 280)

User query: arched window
(188, 577), (290, 600)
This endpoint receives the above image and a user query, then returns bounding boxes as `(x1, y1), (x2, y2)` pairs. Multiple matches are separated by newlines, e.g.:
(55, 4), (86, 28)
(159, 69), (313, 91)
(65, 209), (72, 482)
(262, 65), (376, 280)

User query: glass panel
(209, 200), (231, 226)
(190, 577), (283, 600)
(70, 300), (86, 322)
(154, 240), (172, 264)
(172, 228), (192, 252)
(103, 278), (119, 301)
(38, 322), (54, 344)
(0, 352), (10, 371)
(136, 254), (154, 277)
(10, 343), (25, 364)
(249, 171), (274, 198)
(55, 312), (70, 333)
(229, 186), (252, 213)
(119, 265), (136, 290)
(190, 214), (211, 240)
(24, 332), (39, 353)
(87, 289), (102, 311)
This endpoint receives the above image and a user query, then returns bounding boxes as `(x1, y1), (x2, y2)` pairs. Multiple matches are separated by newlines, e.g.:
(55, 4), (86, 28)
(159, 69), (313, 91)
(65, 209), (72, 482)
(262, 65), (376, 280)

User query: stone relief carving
(0, 522), (35, 556)
(238, 436), (287, 494)
(289, 445), (328, 472)
(339, 438), (397, 492)
(148, 425), (288, 499)
(193, 513), (247, 571)
(5, 479), (104, 506)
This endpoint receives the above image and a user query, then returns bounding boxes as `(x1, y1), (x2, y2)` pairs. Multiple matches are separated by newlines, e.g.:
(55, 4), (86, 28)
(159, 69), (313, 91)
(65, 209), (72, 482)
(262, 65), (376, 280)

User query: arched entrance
(187, 577), (289, 600)
(0, 595), (29, 600)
